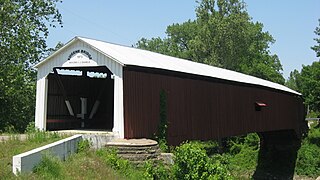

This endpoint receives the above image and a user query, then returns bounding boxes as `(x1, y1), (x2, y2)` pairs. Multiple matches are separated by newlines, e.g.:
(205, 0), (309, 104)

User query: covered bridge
(34, 37), (306, 145)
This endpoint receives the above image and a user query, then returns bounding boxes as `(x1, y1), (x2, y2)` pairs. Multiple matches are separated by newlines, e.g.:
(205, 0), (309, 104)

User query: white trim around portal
(112, 69), (124, 138)
(34, 39), (125, 136)
(35, 76), (48, 130)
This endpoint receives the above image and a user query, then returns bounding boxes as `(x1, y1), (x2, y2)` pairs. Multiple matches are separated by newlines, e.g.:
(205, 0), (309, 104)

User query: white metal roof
(37, 36), (300, 95)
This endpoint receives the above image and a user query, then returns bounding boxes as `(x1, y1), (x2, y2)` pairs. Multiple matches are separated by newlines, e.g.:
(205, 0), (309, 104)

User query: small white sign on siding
(62, 49), (98, 67)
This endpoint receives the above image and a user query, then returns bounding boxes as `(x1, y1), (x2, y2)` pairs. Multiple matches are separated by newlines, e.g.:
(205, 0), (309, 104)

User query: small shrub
(173, 141), (232, 180)
(25, 121), (37, 134)
(211, 153), (231, 166)
(26, 129), (61, 143)
(227, 144), (258, 174)
(49, 131), (60, 139)
(307, 127), (320, 146)
(8, 134), (20, 141)
(201, 140), (220, 155)
(296, 127), (320, 177)
(33, 154), (64, 178)
(27, 130), (47, 143)
(222, 133), (259, 174)
(296, 143), (320, 177)
(306, 110), (320, 118)
(143, 161), (154, 179)
(4, 124), (17, 134)
(188, 140), (220, 156)
(173, 141), (208, 180)
(158, 139), (169, 153)
(96, 148), (132, 176)
(143, 160), (172, 180)
(155, 90), (169, 152)
(225, 133), (260, 155)
(207, 158), (234, 180)
(77, 139), (91, 153)
(244, 133), (260, 149)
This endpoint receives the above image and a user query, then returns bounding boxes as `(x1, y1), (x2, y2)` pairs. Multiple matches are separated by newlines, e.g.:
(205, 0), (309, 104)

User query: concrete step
(119, 153), (158, 161)
(108, 144), (160, 151)
(116, 149), (160, 155)
(105, 138), (161, 165)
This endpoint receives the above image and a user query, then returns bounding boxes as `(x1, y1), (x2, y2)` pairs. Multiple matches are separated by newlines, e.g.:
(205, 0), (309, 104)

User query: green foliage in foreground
(33, 154), (64, 179)
(143, 160), (172, 180)
(296, 127), (320, 177)
(2, 128), (319, 179)
(96, 148), (138, 178)
(77, 139), (91, 153)
(223, 133), (260, 176)
(0, 131), (65, 179)
(154, 90), (169, 152)
(28, 149), (122, 179)
(173, 141), (232, 180)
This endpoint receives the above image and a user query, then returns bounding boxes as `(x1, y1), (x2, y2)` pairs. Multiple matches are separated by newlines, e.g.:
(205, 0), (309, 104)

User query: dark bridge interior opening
(46, 66), (114, 131)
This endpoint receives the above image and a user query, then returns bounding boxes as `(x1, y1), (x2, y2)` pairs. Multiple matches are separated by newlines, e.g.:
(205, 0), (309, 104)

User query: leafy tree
(47, 41), (65, 56)
(285, 69), (300, 91)
(311, 19), (320, 58)
(136, 0), (285, 84)
(286, 19), (320, 114)
(297, 62), (320, 112)
(0, 0), (62, 132)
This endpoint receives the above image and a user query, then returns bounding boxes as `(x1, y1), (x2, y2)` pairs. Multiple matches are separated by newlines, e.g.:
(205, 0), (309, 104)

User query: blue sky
(47, 0), (320, 79)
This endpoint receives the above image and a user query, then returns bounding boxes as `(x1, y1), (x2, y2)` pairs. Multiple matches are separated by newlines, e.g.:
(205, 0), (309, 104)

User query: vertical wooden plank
(122, 68), (305, 145)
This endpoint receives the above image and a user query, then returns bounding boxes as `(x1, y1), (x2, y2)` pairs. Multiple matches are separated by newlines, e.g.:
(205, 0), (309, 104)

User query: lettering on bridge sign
(68, 49), (92, 60)
(63, 49), (97, 67)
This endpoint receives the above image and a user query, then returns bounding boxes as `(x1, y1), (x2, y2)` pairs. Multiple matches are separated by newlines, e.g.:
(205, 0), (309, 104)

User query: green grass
(63, 151), (121, 179)
(25, 150), (122, 180)
(1, 127), (319, 179)
(0, 131), (67, 179)
(0, 135), (146, 179)
(0, 131), (152, 180)
(18, 148), (146, 179)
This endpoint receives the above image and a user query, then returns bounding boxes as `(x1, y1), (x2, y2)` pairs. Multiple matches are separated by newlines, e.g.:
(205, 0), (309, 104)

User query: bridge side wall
(123, 67), (306, 145)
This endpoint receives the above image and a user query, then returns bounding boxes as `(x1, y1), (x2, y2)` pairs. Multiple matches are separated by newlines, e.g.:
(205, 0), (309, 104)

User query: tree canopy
(286, 19), (320, 115)
(311, 19), (320, 58)
(136, 0), (285, 84)
(287, 61), (320, 115)
(0, 0), (62, 132)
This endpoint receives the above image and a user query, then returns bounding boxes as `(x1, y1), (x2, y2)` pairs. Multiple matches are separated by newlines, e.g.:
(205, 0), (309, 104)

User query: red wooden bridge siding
(123, 66), (305, 145)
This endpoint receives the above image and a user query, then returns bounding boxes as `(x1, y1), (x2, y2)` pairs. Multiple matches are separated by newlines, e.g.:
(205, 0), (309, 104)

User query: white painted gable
(34, 37), (124, 137)
(35, 38), (123, 80)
